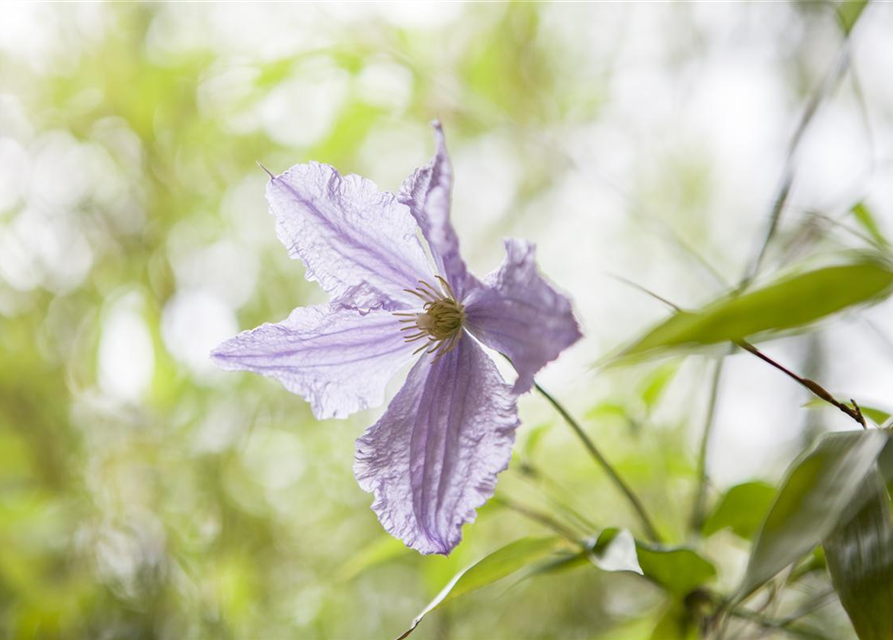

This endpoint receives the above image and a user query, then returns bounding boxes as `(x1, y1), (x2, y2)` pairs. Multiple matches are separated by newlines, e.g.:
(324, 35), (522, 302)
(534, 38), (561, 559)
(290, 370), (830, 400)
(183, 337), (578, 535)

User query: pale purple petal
(354, 337), (519, 555)
(463, 239), (582, 393)
(211, 302), (416, 420)
(398, 122), (475, 299)
(267, 162), (435, 308)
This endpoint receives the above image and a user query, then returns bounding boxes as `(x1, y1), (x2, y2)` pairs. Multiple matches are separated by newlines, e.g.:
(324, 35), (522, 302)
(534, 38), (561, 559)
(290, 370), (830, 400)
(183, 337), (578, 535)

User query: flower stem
(533, 381), (662, 543)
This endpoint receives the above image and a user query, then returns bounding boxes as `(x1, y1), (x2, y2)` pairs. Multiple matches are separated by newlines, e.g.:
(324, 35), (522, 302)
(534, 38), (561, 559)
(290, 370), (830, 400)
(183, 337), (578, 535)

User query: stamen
(432, 333), (459, 363)
(417, 279), (441, 298)
(434, 275), (455, 299)
(412, 341), (434, 355)
(395, 274), (466, 363)
(404, 288), (436, 302)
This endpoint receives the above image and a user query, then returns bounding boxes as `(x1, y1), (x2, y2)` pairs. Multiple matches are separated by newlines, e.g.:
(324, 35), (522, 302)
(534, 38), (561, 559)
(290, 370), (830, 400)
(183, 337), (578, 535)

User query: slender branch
(689, 356), (726, 534)
(533, 382), (662, 543)
(726, 589), (837, 640)
(494, 495), (581, 543)
(613, 278), (868, 430)
(515, 462), (601, 534)
(727, 609), (832, 640)
(735, 340), (866, 428)
(743, 36), (854, 287)
(608, 274), (682, 312)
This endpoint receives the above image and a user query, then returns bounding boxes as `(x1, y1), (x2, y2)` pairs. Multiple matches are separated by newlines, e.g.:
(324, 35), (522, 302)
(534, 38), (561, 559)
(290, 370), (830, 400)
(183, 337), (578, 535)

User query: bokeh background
(1, 2), (893, 638)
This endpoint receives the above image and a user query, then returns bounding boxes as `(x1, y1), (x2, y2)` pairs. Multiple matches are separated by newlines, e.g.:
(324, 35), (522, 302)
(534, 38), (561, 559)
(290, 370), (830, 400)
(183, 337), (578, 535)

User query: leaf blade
(851, 202), (889, 248)
(824, 468), (893, 640)
(636, 544), (717, 596)
(397, 536), (563, 639)
(703, 481), (776, 541)
(620, 260), (893, 359)
(838, 0), (869, 35)
(740, 430), (889, 598)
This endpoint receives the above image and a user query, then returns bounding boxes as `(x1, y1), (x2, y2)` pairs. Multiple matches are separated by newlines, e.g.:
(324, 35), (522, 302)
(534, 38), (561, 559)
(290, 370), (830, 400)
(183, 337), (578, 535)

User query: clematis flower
(211, 123), (581, 555)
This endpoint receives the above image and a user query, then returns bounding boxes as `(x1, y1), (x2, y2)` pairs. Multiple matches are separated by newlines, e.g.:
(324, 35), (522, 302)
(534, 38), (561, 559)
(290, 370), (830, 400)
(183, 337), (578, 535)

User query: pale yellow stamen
(395, 277), (465, 362)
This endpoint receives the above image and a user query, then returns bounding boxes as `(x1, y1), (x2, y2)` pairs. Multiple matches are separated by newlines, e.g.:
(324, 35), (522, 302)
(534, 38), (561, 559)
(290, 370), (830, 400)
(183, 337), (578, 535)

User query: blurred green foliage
(0, 2), (890, 639)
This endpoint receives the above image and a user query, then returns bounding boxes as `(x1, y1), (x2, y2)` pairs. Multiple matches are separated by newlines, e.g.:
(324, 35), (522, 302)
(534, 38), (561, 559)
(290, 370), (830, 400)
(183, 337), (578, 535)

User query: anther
(395, 275), (465, 362)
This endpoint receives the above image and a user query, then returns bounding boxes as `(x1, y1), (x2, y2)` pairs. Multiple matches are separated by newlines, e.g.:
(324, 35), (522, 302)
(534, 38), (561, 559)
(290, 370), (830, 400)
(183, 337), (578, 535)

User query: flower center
(394, 276), (464, 361)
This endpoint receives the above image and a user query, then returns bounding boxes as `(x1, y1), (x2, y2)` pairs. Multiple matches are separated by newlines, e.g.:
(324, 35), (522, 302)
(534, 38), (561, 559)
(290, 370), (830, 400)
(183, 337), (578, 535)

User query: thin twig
(612, 277), (869, 430)
(735, 340), (866, 428)
(515, 462), (601, 534)
(493, 496), (581, 543)
(533, 382), (663, 543)
(743, 40), (854, 287)
(608, 273), (682, 312)
(730, 589), (838, 640)
(689, 355), (727, 534)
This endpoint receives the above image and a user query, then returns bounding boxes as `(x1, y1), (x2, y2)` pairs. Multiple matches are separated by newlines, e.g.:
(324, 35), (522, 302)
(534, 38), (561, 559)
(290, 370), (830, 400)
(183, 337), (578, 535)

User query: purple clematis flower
(211, 123), (581, 555)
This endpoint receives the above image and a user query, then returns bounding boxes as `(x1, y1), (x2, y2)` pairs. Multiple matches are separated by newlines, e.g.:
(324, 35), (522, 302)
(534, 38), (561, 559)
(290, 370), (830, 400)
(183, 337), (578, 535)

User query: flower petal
(354, 337), (519, 555)
(267, 162), (434, 307)
(463, 239), (582, 393)
(211, 302), (416, 420)
(398, 122), (475, 298)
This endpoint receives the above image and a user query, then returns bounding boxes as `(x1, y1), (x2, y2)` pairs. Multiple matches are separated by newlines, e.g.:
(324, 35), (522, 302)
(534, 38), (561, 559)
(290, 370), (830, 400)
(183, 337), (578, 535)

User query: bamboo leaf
(703, 481), (776, 541)
(838, 0), (869, 35)
(590, 528), (643, 574)
(637, 544), (716, 596)
(824, 468), (893, 640)
(740, 430), (889, 598)
(397, 536), (563, 639)
(851, 202), (889, 248)
(641, 360), (681, 410)
(618, 260), (893, 360)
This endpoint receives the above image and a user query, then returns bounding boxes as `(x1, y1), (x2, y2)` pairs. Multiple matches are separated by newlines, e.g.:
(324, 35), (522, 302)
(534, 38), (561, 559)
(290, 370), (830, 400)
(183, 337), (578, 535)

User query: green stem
(743, 31), (855, 287)
(494, 496), (582, 543)
(533, 381), (662, 543)
(516, 462), (601, 534)
(725, 589), (837, 640)
(689, 356), (726, 534)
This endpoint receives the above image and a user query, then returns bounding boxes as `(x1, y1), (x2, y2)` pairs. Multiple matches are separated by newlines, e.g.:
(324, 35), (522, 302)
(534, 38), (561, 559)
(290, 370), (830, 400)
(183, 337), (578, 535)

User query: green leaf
(590, 528), (644, 574)
(851, 202), (889, 248)
(740, 430), (890, 598)
(824, 468), (893, 640)
(618, 260), (893, 360)
(528, 530), (715, 597)
(641, 361), (681, 410)
(522, 528), (642, 582)
(637, 545), (717, 596)
(838, 0), (869, 35)
(703, 481), (776, 540)
(860, 406), (892, 426)
(397, 537), (563, 639)
(525, 528), (643, 579)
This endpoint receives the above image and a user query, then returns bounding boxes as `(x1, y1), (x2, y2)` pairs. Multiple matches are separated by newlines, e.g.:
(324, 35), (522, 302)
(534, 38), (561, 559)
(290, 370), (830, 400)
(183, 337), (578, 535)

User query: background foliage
(1, 2), (893, 639)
